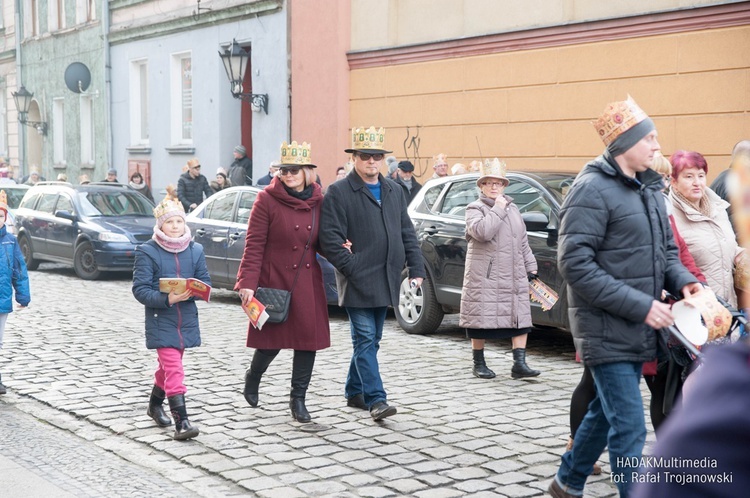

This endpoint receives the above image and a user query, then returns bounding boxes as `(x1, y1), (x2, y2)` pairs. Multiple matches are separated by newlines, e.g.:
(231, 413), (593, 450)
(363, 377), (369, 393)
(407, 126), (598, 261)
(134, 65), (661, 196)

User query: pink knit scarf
(152, 225), (192, 253)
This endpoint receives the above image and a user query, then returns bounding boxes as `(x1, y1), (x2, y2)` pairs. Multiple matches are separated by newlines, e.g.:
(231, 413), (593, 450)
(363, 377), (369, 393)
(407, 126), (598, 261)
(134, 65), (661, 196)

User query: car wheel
(74, 242), (101, 280)
(19, 235), (40, 271)
(395, 272), (444, 335)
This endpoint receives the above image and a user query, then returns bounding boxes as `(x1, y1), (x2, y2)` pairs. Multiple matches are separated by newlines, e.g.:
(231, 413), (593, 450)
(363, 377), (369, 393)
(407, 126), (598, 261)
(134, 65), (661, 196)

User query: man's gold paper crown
(0, 190), (7, 212)
(593, 95), (649, 146)
(153, 194), (184, 221)
(351, 127), (386, 151)
(433, 153), (448, 166)
(280, 141), (313, 166)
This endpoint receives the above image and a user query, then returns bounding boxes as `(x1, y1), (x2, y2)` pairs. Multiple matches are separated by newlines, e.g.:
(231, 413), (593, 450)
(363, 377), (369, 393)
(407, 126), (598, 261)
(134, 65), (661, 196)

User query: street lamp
(13, 86), (48, 135)
(218, 39), (268, 114)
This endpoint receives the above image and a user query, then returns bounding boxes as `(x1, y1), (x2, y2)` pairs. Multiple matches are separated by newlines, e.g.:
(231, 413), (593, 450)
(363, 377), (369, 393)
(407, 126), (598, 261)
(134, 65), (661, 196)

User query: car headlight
(98, 232), (130, 242)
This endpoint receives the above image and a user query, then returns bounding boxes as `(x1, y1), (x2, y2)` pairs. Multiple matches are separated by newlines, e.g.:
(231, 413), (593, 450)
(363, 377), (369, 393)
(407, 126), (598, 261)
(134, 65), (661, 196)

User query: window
(440, 181), (479, 217)
(36, 194), (59, 214)
(204, 193), (235, 222)
(236, 191), (257, 225)
(170, 52), (192, 145)
(56, 195), (75, 215)
(129, 59), (149, 145)
(505, 181), (552, 217)
(76, 0), (94, 24)
(25, 0), (40, 37)
(49, 0), (66, 31)
(53, 98), (65, 165)
(80, 95), (94, 165)
(0, 90), (6, 157)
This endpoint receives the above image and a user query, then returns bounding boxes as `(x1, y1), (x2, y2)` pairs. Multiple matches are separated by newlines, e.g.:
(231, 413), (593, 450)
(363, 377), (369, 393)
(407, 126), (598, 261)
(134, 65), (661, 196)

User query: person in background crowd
(235, 141), (330, 424)
(23, 170), (43, 186)
(255, 161), (281, 186)
(132, 192), (210, 441)
(0, 190), (30, 396)
(431, 154), (450, 179)
(335, 166), (347, 181)
(451, 163), (467, 175)
(385, 156), (398, 179)
(460, 158), (540, 380)
(228, 145), (253, 185)
(468, 160), (482, 173)
(129, 171), (154, 202)
(710, 139), (750, 228)
(210, 168), (232, 194)
(177, 158), (212, 212)
(57, 173), (68, 182)
(669, 150), (743, 309)
(320, 126), (426, 422)
(103, 168), (119, 183)
(548, 96), (700, 498)
(79, 175), (91, 185)
(394, 160), (422, 203)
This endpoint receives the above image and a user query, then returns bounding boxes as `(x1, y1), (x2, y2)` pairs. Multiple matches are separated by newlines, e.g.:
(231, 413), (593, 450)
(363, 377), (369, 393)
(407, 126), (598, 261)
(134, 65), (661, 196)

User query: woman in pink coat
(235, 141), (330, 423)
(459, 158), (540, 379)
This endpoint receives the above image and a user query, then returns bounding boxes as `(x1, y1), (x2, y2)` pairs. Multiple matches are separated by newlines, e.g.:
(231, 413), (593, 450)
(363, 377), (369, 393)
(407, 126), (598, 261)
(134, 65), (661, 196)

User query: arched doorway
(25, 100), (44, 175)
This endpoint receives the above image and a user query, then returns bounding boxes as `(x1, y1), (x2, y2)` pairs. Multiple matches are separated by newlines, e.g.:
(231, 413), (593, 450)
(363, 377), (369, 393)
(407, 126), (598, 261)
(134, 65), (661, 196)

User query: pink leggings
(155, 348), (186, 397)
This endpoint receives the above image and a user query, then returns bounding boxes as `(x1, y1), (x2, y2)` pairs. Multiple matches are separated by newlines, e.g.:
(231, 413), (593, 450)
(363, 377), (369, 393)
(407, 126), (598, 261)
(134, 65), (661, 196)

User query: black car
(15, 182), (156, 280)
(185, 186), (339, 304)
(395, 171), (576, 335)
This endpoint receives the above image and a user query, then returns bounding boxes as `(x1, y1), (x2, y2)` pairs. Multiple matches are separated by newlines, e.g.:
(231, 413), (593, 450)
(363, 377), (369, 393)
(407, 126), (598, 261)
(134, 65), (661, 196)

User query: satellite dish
(64, 62), (91, 93)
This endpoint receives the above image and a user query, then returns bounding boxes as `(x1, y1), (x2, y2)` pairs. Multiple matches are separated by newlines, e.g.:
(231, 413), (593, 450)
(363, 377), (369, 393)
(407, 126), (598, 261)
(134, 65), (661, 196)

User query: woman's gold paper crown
(280, 141), (313, 165)
(593, 95), (649, 146)
(433, 153), (448, 166)
(0, 190), (7, 211)
(351, 126), (386, 150)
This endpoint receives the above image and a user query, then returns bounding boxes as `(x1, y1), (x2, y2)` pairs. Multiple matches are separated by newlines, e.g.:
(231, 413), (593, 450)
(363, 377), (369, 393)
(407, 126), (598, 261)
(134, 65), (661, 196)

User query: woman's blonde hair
(651, 152), (672, 177)
(302, 166), (316, 186)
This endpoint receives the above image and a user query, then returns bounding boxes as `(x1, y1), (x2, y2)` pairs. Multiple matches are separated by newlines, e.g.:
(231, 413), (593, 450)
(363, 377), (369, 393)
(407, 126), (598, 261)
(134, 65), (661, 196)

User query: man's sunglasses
(356, 152), (384, 161)
(191, 165), (201, 170)
(279, 167), (302, 176)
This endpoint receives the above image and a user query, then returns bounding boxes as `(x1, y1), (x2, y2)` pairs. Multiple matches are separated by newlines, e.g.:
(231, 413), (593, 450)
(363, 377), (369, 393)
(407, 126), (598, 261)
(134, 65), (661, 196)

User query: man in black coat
(228, 145), (253, 186)
(548, 97), (701, 498)
(394, 160), (422, 203)
(177, 158), (212, 212)
(320, 126), (426, 422)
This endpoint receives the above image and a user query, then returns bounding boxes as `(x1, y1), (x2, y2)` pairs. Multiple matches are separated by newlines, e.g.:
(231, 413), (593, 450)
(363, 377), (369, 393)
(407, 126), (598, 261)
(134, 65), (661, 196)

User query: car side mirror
(55, 210), (77, 222)
(522, 211), (549, 232)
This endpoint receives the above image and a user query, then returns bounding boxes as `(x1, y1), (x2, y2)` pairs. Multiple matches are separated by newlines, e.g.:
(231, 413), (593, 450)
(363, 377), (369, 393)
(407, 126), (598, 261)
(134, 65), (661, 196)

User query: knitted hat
(216, 167), (228, 177)
(153, 190), (185, 228)
(235, 145), (247, 155)
(107, 168), (117, 175)
(593, 96), (655, 157)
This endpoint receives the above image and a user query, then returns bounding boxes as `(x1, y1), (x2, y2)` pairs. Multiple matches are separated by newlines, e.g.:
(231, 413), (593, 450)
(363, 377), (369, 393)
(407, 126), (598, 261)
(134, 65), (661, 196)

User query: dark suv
(14, 182), (156, 279)
(395, 171), (576, 335)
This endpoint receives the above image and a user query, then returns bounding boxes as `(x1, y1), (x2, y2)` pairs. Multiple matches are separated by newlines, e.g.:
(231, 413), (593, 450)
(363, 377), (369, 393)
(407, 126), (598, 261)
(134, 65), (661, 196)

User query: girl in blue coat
(132, 192), (210, 440)
(0, 190), (30, 395)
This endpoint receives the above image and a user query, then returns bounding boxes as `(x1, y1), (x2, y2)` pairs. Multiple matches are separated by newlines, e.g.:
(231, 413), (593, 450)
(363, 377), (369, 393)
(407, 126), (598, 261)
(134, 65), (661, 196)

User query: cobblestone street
(0, 264), (645, 497)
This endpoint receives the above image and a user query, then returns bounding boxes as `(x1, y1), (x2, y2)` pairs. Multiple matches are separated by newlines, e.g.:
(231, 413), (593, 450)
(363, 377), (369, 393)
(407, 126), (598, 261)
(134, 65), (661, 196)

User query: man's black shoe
(548, 479), (579, 498)
(370, 401), (397, 421)
(346, 394), (367, 410)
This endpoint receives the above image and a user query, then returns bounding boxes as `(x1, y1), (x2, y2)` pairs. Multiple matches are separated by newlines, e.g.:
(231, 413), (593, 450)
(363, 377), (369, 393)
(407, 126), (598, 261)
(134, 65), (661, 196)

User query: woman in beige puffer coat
(459, 159), (540, 379)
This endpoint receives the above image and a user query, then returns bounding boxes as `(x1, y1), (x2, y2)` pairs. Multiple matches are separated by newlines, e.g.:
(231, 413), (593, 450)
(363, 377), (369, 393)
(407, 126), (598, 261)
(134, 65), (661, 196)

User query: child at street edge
(132, 190), (211, 440)
(0, 190), (30, 395)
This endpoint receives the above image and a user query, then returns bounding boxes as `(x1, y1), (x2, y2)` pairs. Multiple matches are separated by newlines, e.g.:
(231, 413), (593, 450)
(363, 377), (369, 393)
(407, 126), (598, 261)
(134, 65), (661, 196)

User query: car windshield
(76, 190), (154, 217)
(4, 189), (28, 209)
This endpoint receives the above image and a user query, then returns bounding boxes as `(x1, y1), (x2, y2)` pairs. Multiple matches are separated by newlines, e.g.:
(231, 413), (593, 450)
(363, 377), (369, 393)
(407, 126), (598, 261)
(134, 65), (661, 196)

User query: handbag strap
(289, 209), (316, 294)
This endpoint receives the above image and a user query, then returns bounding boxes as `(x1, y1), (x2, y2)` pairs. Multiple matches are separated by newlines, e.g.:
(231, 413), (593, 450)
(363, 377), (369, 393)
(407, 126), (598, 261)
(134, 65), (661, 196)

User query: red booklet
(243, 296), (270, 330)
(159, 278), (212, 302)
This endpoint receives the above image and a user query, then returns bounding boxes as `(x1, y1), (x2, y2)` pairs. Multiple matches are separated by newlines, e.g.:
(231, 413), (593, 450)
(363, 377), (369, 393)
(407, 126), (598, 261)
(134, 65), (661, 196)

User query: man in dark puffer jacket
(548, 97), (701, 498)
(177, 158), (213, 212)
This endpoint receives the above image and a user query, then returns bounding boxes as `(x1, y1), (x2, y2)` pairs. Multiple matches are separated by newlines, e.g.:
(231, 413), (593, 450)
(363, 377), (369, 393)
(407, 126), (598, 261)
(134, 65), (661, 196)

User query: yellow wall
(350, 25), (750, 182)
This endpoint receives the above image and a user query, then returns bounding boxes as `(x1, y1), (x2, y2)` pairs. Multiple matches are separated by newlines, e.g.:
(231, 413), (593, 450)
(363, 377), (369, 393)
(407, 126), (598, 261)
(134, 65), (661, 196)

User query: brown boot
(566, 437), (602, 475)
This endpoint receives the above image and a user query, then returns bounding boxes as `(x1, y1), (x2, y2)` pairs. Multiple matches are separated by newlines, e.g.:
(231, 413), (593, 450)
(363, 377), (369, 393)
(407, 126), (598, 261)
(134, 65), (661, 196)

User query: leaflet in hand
(159, 278), (212, 302)
(529, 278), (558, 311)
(243, 296), (270, 330)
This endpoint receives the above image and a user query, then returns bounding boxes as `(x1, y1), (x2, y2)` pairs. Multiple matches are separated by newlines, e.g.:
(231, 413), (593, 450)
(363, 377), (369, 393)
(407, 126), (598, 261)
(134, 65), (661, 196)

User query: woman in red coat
(235, 141), (330, 423)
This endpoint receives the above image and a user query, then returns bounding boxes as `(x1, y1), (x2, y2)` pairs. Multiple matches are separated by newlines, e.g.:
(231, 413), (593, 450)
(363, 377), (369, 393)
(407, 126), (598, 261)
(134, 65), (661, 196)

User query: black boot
(244, 349), (278, 407)
(472, 349), (496, 379)
(167, 394), (199, 441)
(290, 350), (316, 423)
(0, 373), (6, 395)
(147, 385), (171, 427)
(511, 348), (541, 379)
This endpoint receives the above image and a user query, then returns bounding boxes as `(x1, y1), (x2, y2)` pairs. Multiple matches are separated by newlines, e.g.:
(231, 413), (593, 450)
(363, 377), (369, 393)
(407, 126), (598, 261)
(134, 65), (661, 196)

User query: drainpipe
(14, 0), (25, 175)
(102, 0), (113, 171)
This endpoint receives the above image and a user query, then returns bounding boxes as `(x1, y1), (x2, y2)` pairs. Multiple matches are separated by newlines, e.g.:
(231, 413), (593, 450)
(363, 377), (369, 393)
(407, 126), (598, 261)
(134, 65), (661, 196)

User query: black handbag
(254, 210), (315, 324)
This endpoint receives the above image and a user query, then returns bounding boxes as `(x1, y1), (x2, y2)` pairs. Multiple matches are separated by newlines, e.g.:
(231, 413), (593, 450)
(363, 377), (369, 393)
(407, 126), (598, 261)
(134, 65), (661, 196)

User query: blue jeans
(344, 307), (388, 408)
(555, 361), (646, 497)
